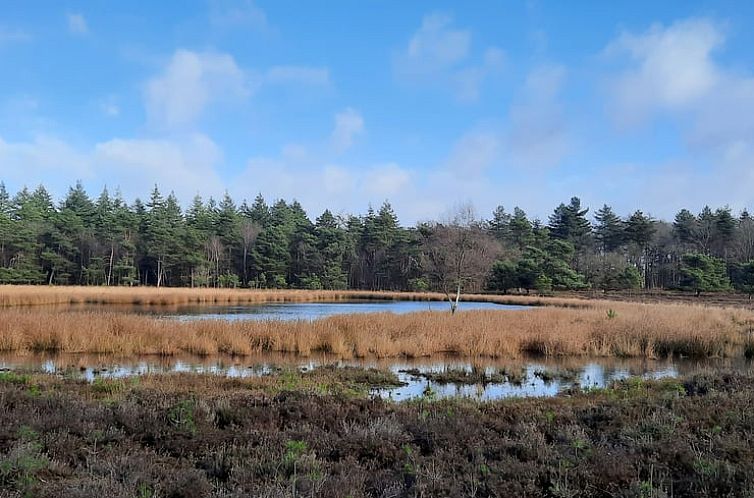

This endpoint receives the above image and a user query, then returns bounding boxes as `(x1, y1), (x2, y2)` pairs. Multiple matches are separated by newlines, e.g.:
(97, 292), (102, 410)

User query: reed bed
(0, 300), (752, 359)
(0, 285), (587, 308)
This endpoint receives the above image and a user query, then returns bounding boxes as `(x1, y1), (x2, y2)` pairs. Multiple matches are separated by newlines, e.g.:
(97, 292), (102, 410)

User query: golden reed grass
(0, 285), (587, 308)
(0, 298), (752, 359)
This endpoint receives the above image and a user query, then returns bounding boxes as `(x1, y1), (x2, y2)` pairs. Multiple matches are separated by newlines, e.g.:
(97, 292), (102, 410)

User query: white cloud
(210, 0), (271, 33)
(395, 13), (503, 102)
(145, 49), (250, 129)
(0, 26), (31, 45)
(94, 134), (224, 199)
(331, 108), (364, 153)
(0, 135), (89, 188)
(322, 165), (355, 194)
(0, 134), (225, 203)
(265, 65), (330, 86)
(444, 130), (501, 177)
(453, 47), (506, 102)
(504, 64), (570, 169)
(606, 19), (723, 126)
(236, 147), (420, 221)
(406, 13), (471, 70)
(67, 13), (88, 35)
(99, 97), (119, 117)
(363, 163), (411, 197)
(602, 18), (754, 210)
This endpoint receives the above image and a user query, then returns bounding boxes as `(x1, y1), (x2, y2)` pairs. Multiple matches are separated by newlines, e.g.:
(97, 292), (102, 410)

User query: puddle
(2, 352), (749, 401)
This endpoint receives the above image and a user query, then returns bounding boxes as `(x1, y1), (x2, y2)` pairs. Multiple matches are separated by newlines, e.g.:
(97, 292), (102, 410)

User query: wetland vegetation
(0, 297), (752, 360)
(0, 367), (753, 497)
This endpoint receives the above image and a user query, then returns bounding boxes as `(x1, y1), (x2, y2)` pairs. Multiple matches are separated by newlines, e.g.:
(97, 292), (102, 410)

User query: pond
(62, 299), (530, 321)
(2, 352), (749, 401)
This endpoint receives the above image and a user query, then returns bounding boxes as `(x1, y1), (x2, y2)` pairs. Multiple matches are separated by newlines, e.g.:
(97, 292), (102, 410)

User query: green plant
(137, 482), (154, 498)
(0, 443), (49, 494)
(168, 399), (196, 434)
(92, 377), (125, 395)
(284, 440), (308, 465)
(16, 426), (38, 442)
(0, 372), (31, 385)
(421, 384), (436, 401)
(606, 308), (617, 319)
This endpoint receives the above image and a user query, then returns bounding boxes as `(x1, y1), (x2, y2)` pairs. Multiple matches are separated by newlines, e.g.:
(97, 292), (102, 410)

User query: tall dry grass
(0, 301), (751, 359)
(0, 285), (588, 308)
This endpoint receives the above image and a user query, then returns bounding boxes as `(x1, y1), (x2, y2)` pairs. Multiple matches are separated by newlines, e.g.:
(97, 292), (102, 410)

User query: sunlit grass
(0, 288), (751, 359)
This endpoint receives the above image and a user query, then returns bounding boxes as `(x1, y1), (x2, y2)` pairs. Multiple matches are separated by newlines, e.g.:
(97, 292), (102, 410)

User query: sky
(1, 0), (753, 225)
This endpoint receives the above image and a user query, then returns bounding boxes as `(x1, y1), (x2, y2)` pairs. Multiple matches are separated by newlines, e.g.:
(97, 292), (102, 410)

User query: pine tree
(548, 197), (591, 248)
(673, 209), (698, 247)
(508, 207), (533, 250)
(593, 204), (624, 252)
(488, 205), (511, 243)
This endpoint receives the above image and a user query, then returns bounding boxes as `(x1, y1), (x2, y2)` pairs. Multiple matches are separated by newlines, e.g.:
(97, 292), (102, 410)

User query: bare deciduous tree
(422, 204), (501, 314)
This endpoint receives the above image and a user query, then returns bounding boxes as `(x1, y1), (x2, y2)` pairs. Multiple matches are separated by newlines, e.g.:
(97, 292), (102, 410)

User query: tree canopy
(1, 183), (753, 297)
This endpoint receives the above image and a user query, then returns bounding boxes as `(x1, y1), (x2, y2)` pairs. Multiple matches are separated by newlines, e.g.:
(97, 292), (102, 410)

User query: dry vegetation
(1, 369), (753, 497)
(0, 297), (752, 360)
(0, 285), (587, 308)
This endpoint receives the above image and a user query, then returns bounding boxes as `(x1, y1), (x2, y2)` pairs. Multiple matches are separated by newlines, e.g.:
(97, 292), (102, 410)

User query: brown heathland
(1, 370), (753, 496)
(0, 293), (752, 359)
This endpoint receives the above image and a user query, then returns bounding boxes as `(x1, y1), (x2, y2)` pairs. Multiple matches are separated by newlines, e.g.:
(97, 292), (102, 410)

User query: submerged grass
(0, 296), (753, 359)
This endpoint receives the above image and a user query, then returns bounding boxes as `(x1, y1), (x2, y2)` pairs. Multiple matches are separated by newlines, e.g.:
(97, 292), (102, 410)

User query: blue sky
(1, 0), (753, 224)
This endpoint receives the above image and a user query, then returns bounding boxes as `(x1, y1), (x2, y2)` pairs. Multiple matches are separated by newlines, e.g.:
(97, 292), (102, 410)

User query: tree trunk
(106, 243), (114, 286)
(453, 281), (462, 314)
(243, 247), (248, 286)
(445, 282), (461, 314)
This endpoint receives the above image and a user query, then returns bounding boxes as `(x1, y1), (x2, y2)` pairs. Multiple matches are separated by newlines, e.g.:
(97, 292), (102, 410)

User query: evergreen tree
(593, 204), (624, 252)
(673, 209), (698, 247)
(548, 197), (591, 248)
(624, 210), (656, 288)
(508, 207), (533, 250)
(488, 205), (511, 243)
(679, 252), (730, 296)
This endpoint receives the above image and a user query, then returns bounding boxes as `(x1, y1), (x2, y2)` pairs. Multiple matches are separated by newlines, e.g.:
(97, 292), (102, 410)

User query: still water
(153, 300), (529, 321)
(2, 352), (749, 401)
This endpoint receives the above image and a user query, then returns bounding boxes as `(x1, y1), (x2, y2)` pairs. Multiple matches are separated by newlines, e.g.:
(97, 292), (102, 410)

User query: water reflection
(2, 352), (750, 401)
(41, 300), (530, 321)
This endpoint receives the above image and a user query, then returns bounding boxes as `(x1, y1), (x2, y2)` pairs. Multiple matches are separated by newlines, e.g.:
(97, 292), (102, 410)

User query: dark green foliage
(548, 197), (591, 249)
(730, 261), (754, 296)
(1, 182), (754, 295)
(594, 204), (624, 252)
(489, 260), (518, 293)
(679, 253), (730, 295)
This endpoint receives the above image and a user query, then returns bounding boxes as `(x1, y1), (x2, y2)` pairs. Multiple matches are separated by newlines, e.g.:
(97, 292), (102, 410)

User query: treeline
(0, 182), (753, 295)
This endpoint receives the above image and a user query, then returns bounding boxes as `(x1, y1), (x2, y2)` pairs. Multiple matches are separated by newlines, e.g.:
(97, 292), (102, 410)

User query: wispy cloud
(504, 64), (571, 170)
(331, 108), (364, 153)
(265, 65), (330, 86)
(603, 17), (754, 211)
(209, 0), (271, 34)
(0, 26), (31, 45)
(0, 133), (225, 202)
(67, 13), (89, 36)
(99, 96), (120, 117)
(606, 18), (723, 127)
(145, 49), (250, 129)
(394, 13), (504, 102)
